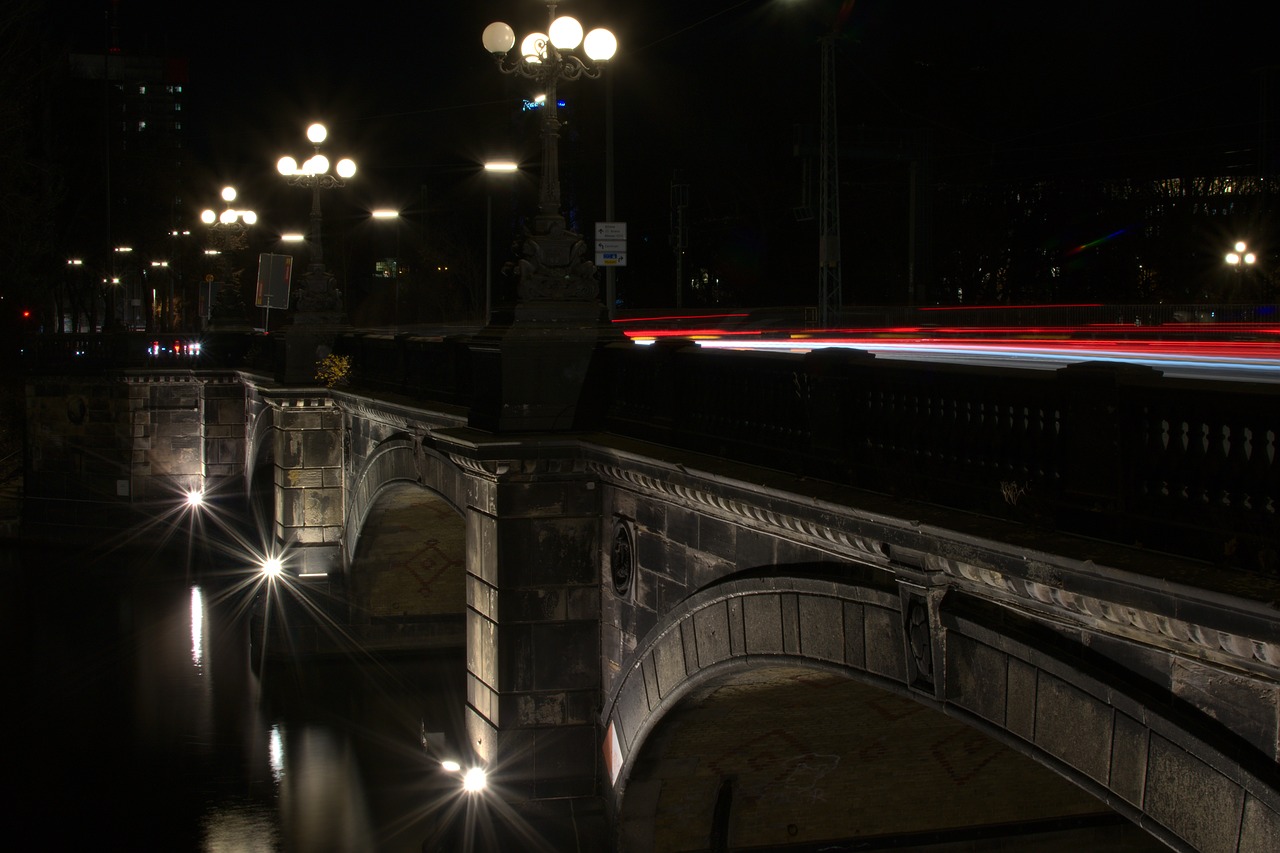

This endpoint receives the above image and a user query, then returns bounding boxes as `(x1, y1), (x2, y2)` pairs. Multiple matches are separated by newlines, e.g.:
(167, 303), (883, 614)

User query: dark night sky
(74, 0), (1275, 179)
(55, 0), (1279, 304)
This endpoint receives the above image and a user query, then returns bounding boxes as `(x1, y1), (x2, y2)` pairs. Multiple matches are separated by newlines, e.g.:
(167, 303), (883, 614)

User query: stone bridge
(21, 330), (1280, 851)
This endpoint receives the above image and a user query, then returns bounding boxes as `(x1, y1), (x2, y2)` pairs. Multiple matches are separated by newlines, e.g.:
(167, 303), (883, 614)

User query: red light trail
(614, 313), (1280, 382)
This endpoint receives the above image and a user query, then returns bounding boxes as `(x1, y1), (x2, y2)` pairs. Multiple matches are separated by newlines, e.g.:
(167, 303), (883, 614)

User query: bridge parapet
(598, 341), (1278, 576)
(22, 331), (1274, 576)
(23, 369), (245, 517)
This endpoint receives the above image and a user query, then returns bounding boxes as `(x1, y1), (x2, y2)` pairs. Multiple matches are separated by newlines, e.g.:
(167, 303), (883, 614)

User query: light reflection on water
(269, 724), (284, 783)
(6, 543), (466, 853)
(191, 586), (204, 669)
(201, 799), (279, 852)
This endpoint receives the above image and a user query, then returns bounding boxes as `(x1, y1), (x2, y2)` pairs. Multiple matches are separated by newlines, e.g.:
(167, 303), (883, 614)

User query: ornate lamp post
(200, 186), (256, 330)
(1225, 240), (1256, 269)
(277, 123), (356, 324)
(468, 4), (623, 432)
(1224, 240), (1256, 302)
(481, 4), (616, 302)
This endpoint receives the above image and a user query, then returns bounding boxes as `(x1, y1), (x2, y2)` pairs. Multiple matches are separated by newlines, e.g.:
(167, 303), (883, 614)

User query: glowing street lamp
(462, 766), (488, 793)
(438, 758), (488, 793)
(276, 123), (356, 322)
(482, 3), (616, 303)
(200, 185), (257, 330)
(277, 123), (356, 269)
(201, 185), (258, 229)
(1224, 240), (1257, 302)
(1225, 240), (1256, 268)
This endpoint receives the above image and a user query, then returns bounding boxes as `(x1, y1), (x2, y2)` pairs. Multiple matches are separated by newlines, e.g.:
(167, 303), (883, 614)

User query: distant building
(57, 47), (190, 329)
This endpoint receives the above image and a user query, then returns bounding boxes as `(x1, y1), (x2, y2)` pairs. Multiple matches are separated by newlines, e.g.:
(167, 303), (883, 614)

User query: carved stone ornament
(516, 220), (598, 302)
(907, 597), (934, 687)
(611, 520), (634, 597)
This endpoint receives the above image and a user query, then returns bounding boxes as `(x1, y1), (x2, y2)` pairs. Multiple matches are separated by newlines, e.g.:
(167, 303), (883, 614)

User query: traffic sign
(596, 221), (626, 240)
(595, 221), (627, 266)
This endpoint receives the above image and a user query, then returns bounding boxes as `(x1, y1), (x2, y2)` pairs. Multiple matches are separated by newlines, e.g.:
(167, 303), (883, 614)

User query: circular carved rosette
(610, 520), (634, 598)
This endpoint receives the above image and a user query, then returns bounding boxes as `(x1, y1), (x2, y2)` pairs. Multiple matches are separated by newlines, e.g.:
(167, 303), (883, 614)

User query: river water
(4, 535), (470, 852)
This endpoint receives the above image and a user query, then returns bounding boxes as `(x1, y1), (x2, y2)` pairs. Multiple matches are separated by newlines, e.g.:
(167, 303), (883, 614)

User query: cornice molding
(587, 460), (893, 565)
(449, 454), (511, 479)
(945, 558), (1280, 676)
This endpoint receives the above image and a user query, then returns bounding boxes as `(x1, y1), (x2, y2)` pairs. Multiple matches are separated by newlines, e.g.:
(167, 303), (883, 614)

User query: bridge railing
(19, 327), (1276, 573)
(596, 341), (1278, 574)
(330, 332), (473, 405)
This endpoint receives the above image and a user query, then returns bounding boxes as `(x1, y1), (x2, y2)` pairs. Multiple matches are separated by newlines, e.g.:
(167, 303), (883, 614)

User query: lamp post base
(468, 212), (628, 431)
(275, 264), (351, 385)
(291, 264), (348, 327)
(207, 282), (253, 334)
(468, 298), (625, 433)
(516, 215), (599, 302)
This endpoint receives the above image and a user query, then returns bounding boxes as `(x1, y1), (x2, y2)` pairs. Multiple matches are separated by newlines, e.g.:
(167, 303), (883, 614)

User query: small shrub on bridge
(316, 353), (353, 388)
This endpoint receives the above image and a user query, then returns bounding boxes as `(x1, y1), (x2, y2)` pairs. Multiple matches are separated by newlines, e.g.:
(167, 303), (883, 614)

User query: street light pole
(483, 160), (519, 322)
(277, 123), (356, 324)
(200, 186), (256, 331)
(166, 228), (190, 331)
(605, 67), (616, 320)
(370, 208), (401, 329)
(482, 4), (617, 303)
(108, 246), (131, 331)
(1225, 240), (1256, 302)
(469, 4), (625, 434)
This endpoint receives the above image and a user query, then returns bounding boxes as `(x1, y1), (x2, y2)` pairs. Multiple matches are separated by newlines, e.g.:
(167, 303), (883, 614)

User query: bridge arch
(602, 573), (1280, 852)
(343, 435), (465, 570)
(245, 401), (276, 540)
(335, 438), (471, 646)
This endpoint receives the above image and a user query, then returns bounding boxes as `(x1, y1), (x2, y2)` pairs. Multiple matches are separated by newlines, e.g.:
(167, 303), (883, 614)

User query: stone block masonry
(25, 372), (247, 507)
(273, 395), (344, 573)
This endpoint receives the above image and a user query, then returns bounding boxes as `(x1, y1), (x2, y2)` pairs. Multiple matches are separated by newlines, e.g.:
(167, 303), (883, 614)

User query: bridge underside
(622, 663), (1165, 852)
(345, 482), (466, 652)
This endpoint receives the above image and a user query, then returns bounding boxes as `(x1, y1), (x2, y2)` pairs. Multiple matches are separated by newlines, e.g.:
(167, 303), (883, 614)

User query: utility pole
(671, 173), (688, 309)
(817, 33), (842, 327)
